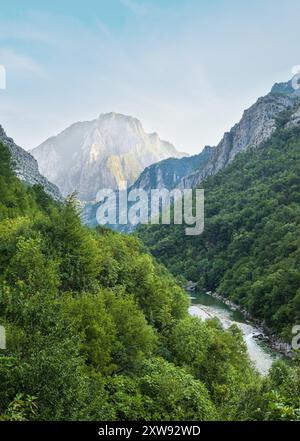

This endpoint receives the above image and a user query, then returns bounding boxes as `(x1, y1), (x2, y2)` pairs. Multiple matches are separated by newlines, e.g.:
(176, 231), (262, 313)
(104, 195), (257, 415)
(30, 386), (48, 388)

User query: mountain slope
(0, 125), (61, 200)
(31, 112), (186, 201)
(139, 111), (300, 338)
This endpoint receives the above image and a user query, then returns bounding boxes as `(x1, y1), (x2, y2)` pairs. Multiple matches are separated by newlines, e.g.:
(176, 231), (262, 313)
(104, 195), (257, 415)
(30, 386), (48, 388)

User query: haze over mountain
(31, 112), (186, 202)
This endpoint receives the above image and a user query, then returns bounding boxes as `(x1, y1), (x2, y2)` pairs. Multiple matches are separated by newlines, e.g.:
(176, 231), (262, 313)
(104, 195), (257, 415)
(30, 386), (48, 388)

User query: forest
(0, 139), (299, 421)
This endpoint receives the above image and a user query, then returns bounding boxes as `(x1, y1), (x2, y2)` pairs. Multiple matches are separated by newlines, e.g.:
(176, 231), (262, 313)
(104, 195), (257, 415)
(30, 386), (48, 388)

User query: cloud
(0, 48), (45, 76)
(120, 0), (151, 16)
(0, 17), (51, 43)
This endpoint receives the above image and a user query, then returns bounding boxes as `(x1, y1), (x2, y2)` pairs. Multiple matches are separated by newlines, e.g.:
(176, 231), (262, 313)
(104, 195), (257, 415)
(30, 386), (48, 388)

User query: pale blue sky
(0, 0), (299, 153)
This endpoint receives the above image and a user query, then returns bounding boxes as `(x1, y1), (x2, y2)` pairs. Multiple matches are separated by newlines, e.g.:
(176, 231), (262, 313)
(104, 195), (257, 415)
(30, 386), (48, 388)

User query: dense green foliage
(139, 124), (300, 339)
(0, 140), (299, 421)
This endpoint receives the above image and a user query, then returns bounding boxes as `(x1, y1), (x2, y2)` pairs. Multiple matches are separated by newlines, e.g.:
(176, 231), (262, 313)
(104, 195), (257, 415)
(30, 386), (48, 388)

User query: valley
(1, 0), (300, 426)
(0, 78), (299, 422)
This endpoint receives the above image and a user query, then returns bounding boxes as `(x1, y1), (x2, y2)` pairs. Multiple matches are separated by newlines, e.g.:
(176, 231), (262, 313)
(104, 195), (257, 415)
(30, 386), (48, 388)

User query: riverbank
(188, 301), (280, 375)
(188, 285), (293, 358)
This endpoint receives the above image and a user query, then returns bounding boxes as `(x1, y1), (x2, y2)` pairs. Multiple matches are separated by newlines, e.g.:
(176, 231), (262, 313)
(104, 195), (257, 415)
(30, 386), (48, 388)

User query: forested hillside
(139, 119), (300, 340)
(0, 141), (299, 421)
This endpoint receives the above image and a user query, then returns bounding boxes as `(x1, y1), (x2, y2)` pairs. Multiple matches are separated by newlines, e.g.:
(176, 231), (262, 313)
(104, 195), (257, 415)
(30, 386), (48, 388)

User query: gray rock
(0, 125), (62, 200)
(31, 112), (187, 202)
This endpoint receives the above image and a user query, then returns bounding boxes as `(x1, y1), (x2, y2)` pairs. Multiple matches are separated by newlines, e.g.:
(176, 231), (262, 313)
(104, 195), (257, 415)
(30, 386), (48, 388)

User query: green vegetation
(0, 139), (299, 420)
(139, 124), (300, 340)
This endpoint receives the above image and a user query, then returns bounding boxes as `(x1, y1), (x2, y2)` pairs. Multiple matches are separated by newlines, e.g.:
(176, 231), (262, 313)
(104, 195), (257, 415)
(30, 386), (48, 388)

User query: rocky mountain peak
(270, 79), (300, 96)
(31, 113), (187, 202)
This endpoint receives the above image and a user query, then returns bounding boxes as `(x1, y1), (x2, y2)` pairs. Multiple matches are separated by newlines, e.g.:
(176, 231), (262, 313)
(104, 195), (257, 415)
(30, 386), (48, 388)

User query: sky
(0, 0), (299, 154)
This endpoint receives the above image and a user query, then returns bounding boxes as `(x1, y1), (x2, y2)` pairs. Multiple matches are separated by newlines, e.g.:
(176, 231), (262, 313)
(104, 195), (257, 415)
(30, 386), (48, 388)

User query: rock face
(129, 146), (213, 192)
(0, 125), (62, 200)
(180, 80), (300, 188)
(31, 112), (186, 202)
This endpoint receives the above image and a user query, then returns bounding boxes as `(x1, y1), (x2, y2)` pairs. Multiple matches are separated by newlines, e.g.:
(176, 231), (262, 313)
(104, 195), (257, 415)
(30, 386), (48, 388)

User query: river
(188, 291), (281, 376)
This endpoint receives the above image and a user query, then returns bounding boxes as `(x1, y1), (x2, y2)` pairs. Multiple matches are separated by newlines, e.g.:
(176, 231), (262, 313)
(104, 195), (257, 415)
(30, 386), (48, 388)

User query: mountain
(83, 79), (300, 229)
(31, 112), (186, 202)
(0, 124), (62, 200)
(180, 79), (300, 188)
(138, 104), (300, 339)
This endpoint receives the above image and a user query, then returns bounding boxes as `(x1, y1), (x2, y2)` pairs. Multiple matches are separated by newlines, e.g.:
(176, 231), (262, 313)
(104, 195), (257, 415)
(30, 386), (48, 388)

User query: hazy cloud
(0, 48), (45, 76)
(120, 0), (151, 16)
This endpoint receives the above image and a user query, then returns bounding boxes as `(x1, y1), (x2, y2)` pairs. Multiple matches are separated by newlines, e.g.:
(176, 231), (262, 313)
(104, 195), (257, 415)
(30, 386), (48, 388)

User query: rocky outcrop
(180, 80), (300, 189)
(129, 145), (213, 192)
(0, 125), (62, 200)
(31, 112), (187, 202)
